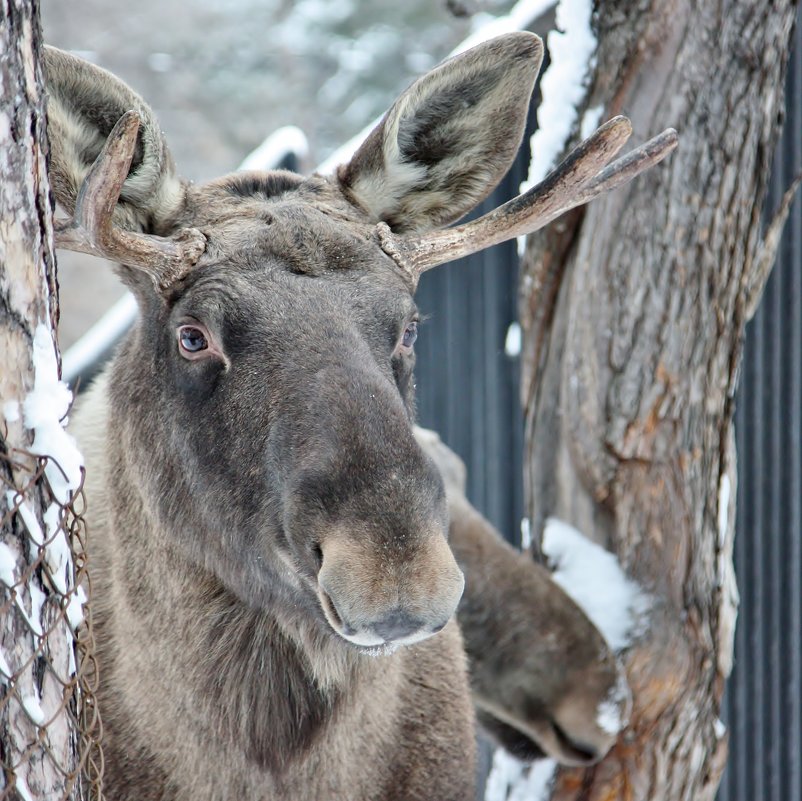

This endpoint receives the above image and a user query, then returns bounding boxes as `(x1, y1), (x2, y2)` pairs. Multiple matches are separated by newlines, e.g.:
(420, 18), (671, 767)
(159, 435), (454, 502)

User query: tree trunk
(1, 2), (82, 799)
(516, 1), (798, 799)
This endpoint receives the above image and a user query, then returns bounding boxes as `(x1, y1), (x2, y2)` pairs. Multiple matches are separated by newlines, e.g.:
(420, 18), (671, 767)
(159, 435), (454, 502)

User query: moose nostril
(311, 543), (323, 571)
(319, 588), (355, 636)
(371, 609), (426, 643)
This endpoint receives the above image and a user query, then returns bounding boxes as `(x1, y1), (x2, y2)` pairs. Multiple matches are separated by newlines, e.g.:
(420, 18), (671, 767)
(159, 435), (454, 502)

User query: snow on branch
(238, 126), (310, 172)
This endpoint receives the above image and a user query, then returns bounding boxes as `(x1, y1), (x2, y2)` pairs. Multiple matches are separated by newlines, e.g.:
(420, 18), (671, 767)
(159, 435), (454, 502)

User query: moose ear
(44, 46), (186, 236)
(337, 32), (542, 233)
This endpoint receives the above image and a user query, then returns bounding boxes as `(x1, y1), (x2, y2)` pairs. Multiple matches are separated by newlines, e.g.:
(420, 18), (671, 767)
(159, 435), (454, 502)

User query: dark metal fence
(719, 8), (802, 801)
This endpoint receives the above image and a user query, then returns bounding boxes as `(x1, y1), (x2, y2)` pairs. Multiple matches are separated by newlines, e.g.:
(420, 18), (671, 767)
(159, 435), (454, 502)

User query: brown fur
(49, 34), (626, 801)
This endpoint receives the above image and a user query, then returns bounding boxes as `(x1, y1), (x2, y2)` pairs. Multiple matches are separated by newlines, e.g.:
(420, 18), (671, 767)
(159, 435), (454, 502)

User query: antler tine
(377, 117), (678, 280)
(574, 127), (679, 206)
(54, 110), (206, 290)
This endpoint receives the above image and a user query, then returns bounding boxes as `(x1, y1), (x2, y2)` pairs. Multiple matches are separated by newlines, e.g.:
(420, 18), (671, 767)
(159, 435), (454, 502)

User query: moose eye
(177, 325), (209, 357)
(401, 321), (418, 351)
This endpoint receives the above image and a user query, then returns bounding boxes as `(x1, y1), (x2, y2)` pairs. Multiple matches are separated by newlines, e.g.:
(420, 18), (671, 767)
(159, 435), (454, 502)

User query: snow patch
(520, 517), (532, 549)
(522, 0), (597, 191)
(718, 474), (730, 546)
(3, 400), (20, 423)
(14, 593), (42, 638)
(0, 542), (17, 586)
(29, 582), (46, 638)
(238, 126), (310, 172)
(44, 503), (72, 596)
(485, 750), (556, 801)
(24, 324), (84, 505)
(21, 694), (46, 726)
(542, 518), (650, 651)
(596, 669), (630, 736)
(67, 585), (87, 630)
(596, 698), (622, 735)
(0, 648), (12, 682)
(6, 494), (45, 549)
(15, 776), (34, 801)
(580, 103), (604, 139)
(505, 322), (522, 357)
(11, 324), (84, 660)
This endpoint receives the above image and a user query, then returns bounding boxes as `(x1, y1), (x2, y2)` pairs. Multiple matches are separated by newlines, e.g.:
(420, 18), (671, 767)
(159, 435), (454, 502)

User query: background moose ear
(44, 46), (186, 236)
(337, 32), (542, 233)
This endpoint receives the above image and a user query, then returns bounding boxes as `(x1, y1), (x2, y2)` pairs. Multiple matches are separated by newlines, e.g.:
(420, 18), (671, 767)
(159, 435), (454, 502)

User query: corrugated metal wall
(719, 8), (802, 801)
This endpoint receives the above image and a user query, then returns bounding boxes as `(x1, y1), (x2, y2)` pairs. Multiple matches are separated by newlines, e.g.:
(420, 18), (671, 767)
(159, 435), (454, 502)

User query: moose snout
(316, 531), (465, 649)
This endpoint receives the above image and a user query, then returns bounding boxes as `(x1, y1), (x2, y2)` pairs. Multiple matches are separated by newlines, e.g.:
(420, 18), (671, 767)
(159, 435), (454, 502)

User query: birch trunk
(516, 1), (798, 799)
(1, 1), (79, 798)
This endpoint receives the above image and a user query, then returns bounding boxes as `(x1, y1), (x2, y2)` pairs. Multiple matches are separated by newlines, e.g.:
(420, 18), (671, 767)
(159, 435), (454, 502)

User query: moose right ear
(44, 46), (186, 237)
(337, 32), (542, 233)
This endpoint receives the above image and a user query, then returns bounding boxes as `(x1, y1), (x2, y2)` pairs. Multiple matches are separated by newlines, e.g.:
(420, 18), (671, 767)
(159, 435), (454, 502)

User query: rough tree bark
(518, 1), (798, 799)
(0, 1), (79, 799)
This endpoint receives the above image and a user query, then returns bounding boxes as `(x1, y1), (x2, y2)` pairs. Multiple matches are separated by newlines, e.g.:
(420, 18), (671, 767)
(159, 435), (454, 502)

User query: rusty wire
(1, 442), (103, 800)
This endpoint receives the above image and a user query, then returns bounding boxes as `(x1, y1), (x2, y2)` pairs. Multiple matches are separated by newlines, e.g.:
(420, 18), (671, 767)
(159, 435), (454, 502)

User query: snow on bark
(522, 0), (596, 192)
(24, 324), (84, 505)
(541, 518), (650, 652)
(485, 750), (556, 801)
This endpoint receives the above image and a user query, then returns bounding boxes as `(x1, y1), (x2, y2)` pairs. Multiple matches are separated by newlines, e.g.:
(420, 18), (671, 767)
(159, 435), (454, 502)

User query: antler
(376, 116), (678, 281)
(54, 111), (206, 290)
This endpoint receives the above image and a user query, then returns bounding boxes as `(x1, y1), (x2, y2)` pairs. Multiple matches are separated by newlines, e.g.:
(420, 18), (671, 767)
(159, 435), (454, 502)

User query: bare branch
(745, 169), (802, 320)
(54, 111), (206, 290)
(377, 117), (678, 280)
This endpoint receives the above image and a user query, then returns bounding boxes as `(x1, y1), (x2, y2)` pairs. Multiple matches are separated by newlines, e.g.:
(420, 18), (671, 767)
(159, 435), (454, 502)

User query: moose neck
(98, 363), (394, 767)
(106, 440), (384, 774)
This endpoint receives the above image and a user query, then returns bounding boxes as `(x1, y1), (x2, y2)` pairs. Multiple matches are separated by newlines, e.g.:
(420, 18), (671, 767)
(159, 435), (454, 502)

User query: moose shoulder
(46, 33), (674, 801)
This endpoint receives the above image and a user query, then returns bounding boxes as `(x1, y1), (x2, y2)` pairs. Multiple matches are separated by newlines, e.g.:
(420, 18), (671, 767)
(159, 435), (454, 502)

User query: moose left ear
(337, 32), (543, 233)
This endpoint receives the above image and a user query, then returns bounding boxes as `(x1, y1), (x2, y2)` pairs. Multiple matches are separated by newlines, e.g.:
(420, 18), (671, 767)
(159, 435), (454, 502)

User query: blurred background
(43, 0), (519, 348)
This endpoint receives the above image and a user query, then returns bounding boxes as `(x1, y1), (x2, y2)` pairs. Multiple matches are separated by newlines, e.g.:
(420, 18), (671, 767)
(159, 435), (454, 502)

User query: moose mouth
(549, 722), (600, 764)
(477, 706), (603, 767)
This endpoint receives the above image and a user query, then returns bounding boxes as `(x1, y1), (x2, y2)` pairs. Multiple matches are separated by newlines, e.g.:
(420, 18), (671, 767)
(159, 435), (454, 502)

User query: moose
(46, 32), (676, 801)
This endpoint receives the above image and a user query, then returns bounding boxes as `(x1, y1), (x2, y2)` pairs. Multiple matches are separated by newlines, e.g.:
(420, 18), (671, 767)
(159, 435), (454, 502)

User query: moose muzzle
(317, 528), (465, 649)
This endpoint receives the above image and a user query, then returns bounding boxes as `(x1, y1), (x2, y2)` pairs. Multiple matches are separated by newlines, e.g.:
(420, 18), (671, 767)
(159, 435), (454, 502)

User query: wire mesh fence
(1, 443), (103, 800)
